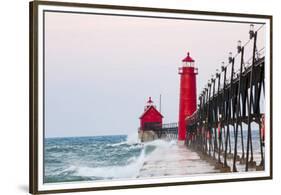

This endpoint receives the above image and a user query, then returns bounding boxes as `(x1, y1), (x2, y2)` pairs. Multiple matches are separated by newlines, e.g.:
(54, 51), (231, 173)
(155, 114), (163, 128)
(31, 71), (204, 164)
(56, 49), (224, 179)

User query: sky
(44, 11), (265, 138)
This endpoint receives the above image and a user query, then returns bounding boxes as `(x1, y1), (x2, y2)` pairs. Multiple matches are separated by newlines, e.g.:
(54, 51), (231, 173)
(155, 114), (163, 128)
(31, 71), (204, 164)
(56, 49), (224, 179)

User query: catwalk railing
(185, 25), (265, 172)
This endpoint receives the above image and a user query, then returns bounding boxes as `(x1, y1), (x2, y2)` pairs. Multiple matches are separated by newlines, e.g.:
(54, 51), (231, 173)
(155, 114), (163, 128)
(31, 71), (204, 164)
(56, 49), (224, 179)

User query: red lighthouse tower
(178, 52), (198, 144)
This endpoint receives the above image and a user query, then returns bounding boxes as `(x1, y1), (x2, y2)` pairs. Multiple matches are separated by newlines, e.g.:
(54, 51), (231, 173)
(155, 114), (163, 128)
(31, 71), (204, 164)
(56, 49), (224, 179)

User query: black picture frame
(30, 1), (273, 194)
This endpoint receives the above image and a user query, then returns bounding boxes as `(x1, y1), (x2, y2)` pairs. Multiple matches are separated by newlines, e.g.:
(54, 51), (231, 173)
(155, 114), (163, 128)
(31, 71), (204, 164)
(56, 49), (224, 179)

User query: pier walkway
(138, 143), (218, 178)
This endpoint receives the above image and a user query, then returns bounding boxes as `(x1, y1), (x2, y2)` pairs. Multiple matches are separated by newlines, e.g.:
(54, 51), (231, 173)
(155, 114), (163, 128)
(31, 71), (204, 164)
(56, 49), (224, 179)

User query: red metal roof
(139, 105), (163, 119)
(182, 52), (195, 62)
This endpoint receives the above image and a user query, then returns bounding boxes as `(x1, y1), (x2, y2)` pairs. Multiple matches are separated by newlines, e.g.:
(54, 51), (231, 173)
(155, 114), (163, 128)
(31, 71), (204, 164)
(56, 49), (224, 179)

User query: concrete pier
(137, 142), (219, 178)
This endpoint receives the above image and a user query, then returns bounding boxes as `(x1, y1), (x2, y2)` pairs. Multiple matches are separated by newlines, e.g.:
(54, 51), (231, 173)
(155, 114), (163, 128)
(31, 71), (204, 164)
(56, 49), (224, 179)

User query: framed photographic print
(29, 0), (273, 194)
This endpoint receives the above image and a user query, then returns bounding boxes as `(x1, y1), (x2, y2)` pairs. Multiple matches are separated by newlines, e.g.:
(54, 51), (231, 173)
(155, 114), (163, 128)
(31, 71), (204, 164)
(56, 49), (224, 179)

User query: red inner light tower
(178, 52), (198, 144)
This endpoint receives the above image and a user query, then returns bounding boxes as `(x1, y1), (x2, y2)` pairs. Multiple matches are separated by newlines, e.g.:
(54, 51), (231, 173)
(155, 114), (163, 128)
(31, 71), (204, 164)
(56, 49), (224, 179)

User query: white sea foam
(106, 133), (140, 147)
(74, 148), (146, 179)
(53, 165), (77, 176)
(126, 132), (140, 144)
(72, 139), (175, 179)
(110, 141), (127, 147)
(144, 139), (177, 151)
(141, 139), (178, 164)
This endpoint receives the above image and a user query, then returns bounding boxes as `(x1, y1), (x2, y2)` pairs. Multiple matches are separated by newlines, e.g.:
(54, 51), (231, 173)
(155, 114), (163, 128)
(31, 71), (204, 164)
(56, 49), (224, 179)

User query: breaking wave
(44, 134), (175, 183)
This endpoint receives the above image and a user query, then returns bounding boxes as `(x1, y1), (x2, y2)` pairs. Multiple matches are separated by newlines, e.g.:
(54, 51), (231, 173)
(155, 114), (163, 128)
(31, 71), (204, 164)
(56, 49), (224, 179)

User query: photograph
(29, 1), (272, 194)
